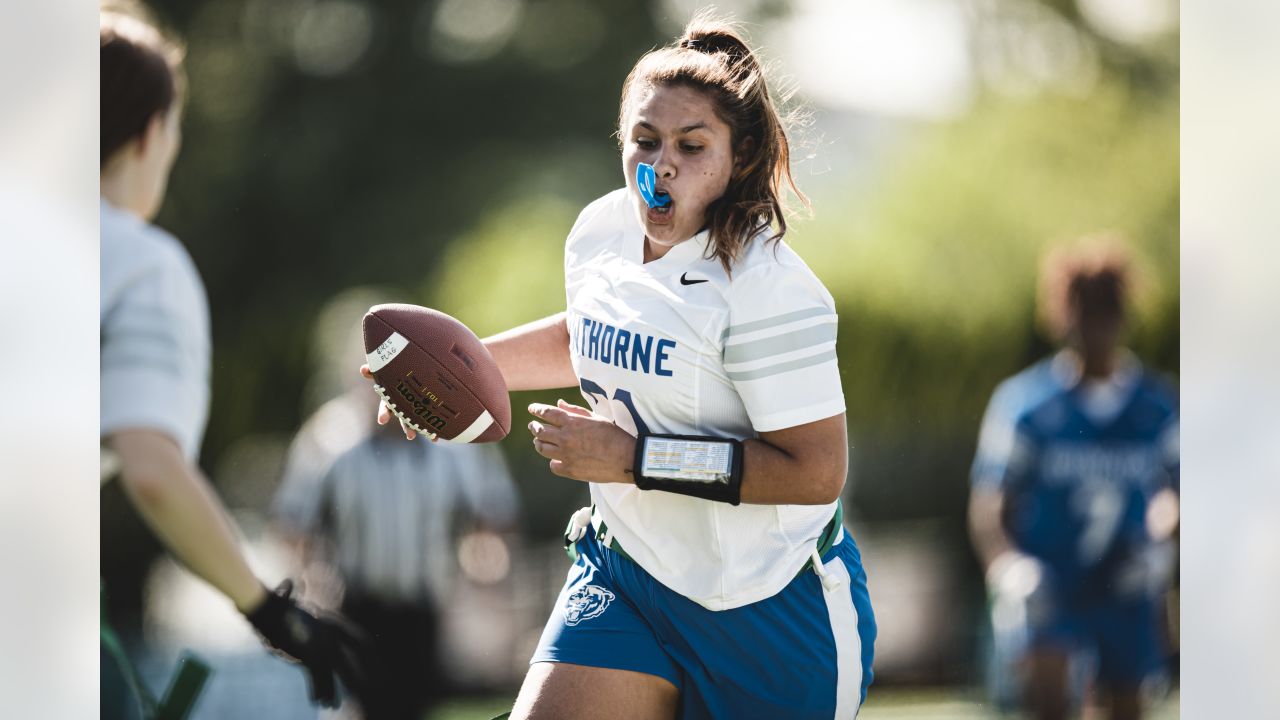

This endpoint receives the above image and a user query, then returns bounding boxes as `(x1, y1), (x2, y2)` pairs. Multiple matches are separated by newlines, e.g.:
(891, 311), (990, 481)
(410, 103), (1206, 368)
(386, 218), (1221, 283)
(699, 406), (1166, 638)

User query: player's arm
(481, 312), (578, 391)
(968, 410), (1044, 592)
(109, 427), (267, 612)
(967, 384), (1030, 573)
(738, 414), (847, 505)
(528, 405), (847, 506)
(112, 428), (370, 706)
(968, 488), (1017, 572)
(969, 483), (1052, 605)
(1150, 414), (1180, 540)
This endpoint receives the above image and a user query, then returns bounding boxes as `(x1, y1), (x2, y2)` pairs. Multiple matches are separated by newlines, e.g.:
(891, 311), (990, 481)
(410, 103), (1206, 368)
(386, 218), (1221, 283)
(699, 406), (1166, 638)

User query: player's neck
(1071, 348), (1118, 381)
(100, 168), (148, 220)
(1081, 358), (1114, 380)
(643, 237), (672, 263)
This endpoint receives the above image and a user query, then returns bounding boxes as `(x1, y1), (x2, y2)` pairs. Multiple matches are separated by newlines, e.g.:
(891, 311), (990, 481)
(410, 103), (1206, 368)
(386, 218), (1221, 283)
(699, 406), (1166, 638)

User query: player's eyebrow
(637, 121), (710, 134)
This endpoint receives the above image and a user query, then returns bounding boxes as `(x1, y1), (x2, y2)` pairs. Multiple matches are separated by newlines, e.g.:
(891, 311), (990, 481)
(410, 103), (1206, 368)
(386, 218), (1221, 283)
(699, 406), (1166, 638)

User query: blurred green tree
(792, 79), (1177, 519)
(147, 0), (667, 474)
(136, 0), (1177, 529)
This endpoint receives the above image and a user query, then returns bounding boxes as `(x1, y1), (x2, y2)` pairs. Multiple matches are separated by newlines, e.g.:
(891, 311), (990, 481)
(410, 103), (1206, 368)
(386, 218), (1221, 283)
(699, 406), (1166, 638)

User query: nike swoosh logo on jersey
(680, 273), (708, 286)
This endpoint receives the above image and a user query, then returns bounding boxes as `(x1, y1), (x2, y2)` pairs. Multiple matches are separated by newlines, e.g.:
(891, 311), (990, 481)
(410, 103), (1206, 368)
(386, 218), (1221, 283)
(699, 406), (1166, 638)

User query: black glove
(244, 580), (375, 708)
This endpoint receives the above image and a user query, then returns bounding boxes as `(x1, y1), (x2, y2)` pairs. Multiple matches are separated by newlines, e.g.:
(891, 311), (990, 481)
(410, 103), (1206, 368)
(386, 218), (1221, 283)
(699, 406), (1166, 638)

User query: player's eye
(635, 137), (657, 149)
(681, 143), (704, 154)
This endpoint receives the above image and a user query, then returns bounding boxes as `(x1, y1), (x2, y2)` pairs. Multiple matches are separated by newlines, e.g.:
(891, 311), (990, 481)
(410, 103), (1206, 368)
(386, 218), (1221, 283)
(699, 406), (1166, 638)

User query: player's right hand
(986, 551), (1054, 628)
(244, 580), (376, 708)
(359, 363), (421, 441)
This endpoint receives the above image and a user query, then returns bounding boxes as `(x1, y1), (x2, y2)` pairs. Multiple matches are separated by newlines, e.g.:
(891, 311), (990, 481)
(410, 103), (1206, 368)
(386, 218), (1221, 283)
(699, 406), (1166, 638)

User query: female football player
(367, 12), (875, 719)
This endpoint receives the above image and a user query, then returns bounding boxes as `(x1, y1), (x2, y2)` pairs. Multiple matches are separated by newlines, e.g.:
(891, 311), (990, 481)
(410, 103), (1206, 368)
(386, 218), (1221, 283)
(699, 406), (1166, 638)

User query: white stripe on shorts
(822, 556), (862, 719)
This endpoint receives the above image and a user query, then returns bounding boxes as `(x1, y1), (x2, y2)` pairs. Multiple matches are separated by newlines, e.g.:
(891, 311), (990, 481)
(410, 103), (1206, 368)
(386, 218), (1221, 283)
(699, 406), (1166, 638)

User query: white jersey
(100, 198), (211, 461)
(564, 188), (845, 610)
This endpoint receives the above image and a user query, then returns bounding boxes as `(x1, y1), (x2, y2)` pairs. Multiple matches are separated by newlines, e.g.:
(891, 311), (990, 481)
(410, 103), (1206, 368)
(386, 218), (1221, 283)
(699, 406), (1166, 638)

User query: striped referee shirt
(272, 390), (519, 605)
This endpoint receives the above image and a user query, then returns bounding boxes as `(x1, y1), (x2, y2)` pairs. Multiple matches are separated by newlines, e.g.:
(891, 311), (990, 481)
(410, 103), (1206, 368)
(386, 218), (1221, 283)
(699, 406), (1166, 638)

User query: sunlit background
(80, 0), (1187, 716)
(24, 0), (1280, 712)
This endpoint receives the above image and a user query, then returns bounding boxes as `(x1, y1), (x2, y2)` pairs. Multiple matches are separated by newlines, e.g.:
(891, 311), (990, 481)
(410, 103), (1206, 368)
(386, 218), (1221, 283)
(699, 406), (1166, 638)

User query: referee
(273, 385), (519, 720)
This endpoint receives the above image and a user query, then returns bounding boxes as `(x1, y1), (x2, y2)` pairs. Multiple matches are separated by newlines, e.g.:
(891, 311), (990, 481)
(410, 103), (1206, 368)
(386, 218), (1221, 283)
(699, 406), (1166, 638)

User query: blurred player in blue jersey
(365, 11), (874, 720)
(969, 238), (1179, 720)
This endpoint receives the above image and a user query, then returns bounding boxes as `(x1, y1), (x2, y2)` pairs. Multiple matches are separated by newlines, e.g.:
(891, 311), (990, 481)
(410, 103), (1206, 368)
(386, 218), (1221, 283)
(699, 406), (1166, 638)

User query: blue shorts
(531, 524), (876, 719)
(1033, 598), (1165, 686)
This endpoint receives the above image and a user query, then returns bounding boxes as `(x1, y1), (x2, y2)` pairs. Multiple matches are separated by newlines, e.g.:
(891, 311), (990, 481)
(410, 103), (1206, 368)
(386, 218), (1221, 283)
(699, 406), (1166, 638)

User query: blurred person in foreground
(968, 237), (1179, 720)
(272, 365), (519, 720)
(99, 5), (368, 715)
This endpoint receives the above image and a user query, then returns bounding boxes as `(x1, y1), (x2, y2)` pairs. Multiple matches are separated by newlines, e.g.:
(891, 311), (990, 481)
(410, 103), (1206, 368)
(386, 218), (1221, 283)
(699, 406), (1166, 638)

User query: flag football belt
(563, 501), (845, 582)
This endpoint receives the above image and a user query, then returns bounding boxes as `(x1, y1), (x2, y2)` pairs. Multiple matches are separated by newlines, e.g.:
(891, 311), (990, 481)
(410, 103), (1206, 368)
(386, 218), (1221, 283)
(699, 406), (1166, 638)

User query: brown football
(362, 304), (510, 443)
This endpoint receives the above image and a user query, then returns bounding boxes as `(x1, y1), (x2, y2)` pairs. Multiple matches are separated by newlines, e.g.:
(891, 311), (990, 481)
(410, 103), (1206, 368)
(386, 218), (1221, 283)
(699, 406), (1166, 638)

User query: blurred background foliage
(798, 79), (1178, 520)
(104, 0), (1178, 686)
(110, 0), (1179, 540)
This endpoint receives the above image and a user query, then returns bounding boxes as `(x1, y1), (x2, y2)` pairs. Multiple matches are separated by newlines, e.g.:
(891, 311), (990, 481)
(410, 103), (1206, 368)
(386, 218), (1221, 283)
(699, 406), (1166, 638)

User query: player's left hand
(528, 400), (636, 484)
(245, 580), (378, 708)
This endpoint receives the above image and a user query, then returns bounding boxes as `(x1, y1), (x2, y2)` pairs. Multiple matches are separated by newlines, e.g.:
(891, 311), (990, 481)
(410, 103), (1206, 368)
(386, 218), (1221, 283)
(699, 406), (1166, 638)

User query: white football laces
(371, 383), (439, 441)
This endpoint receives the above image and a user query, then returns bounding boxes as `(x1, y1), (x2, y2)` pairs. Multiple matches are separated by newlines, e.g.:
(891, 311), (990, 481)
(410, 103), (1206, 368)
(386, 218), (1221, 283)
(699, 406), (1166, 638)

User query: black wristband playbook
(632, 433), (744, 505)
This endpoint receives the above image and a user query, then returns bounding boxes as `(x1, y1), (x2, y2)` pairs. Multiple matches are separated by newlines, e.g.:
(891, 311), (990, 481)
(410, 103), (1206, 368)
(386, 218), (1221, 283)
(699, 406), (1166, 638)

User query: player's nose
(653, 148), (677, 179)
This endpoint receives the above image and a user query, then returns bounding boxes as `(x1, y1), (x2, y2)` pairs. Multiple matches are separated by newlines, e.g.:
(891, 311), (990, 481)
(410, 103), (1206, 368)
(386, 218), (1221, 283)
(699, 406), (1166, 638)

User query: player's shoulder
(990, 357), (1060, 412)
(567, 189), (629, 242)
(1001, 359), (1074, 436)
(565, 188), (631, 272)
(101, 199), (184, 264)
(101, 200), (204, 301)
(582, 187), (630, 220)
(734, 232), (816, 276)
(1126, 363), (1178, 431)
(726, 234), (834, 310)
(1135, 366), (1178, 410)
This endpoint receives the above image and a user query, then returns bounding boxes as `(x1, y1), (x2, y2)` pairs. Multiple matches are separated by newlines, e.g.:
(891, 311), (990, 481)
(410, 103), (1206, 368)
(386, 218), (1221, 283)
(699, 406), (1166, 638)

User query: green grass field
(428, 687), (1180, 719)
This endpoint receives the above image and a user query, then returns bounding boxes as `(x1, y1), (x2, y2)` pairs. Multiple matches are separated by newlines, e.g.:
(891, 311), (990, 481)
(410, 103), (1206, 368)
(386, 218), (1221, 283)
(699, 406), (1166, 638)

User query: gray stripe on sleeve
(723, 306), (835, 340)
(726, 349), (839, 382)
(723, 322), (837, 365)
(100, 349), (184, 377)
(102, 327), (182, 354)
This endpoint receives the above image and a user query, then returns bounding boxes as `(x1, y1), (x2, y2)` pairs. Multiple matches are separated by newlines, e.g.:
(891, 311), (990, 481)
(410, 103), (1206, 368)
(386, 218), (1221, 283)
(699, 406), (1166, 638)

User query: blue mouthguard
(637, 163), (671, 208)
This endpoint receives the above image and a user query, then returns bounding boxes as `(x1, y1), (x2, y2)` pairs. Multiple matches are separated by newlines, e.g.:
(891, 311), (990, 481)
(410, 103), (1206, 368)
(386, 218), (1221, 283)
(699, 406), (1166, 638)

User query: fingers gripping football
(361, 363), (421, 440)
(527, 400), (635, 484)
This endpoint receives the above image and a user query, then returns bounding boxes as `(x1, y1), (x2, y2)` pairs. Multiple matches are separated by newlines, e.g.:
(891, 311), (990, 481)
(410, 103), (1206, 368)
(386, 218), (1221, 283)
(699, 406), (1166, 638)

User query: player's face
(1067, 303), (1124, 375)
(1075, 308), (1123, 355)
(622, 84), (736, 256)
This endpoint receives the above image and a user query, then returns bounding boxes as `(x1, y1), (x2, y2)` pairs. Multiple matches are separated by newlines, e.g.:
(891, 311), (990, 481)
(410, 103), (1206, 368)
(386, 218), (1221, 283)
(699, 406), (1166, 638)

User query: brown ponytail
(619, 11), (808, 272)
(100, 7), (185, 168)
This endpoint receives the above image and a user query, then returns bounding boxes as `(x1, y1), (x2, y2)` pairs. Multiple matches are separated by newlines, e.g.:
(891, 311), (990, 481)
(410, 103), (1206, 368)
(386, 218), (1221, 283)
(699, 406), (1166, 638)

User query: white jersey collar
(1051, 349), (1142, 424)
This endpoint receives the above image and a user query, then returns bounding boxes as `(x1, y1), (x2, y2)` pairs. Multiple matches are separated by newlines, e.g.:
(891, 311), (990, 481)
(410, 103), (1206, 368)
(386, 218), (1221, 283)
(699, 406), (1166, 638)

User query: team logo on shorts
(564, 584), (615, 626)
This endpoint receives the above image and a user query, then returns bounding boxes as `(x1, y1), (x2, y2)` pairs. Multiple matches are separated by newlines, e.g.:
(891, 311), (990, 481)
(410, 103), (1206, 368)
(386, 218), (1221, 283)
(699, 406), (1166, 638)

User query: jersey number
(579, 377), (650, 436)
(1072, 476), (1125, 565)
